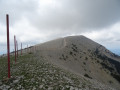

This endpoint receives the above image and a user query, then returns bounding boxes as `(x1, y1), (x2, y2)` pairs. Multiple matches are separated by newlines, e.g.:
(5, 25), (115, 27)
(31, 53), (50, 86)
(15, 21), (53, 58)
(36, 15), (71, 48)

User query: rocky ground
(0, 52), (115, 90)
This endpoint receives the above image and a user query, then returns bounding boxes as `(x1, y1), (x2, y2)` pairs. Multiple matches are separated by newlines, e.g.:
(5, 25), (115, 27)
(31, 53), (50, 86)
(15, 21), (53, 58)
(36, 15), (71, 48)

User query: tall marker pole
(6, 14), (10, 78)
(17, 41), (18, 57)
(21, 43), (22, 55)
(14, 35), (16, 63)
(27, 45), (28, 53)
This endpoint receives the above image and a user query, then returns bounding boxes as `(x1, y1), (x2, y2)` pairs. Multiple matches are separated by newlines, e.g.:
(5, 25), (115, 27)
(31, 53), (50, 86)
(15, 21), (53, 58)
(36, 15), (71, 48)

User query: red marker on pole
(6, 14), (10, 78)
(14, 35), (16, 63)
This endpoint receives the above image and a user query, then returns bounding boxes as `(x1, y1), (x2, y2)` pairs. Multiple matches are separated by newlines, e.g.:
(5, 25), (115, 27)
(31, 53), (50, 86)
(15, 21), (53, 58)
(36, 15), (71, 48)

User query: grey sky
(0, 0), (120, 54)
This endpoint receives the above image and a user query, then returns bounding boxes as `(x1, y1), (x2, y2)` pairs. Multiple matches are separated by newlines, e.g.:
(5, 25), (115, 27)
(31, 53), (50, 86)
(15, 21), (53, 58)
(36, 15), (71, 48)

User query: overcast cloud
(0, 0), (120, 55)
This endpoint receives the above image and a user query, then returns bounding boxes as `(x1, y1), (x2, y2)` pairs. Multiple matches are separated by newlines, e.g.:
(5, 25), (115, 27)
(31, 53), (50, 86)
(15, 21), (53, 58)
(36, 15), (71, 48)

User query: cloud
(0, 0), (38, 25)
(82, 22), (120, 49)
(30, 0), (120, 32)
(1, 0), (120, 34)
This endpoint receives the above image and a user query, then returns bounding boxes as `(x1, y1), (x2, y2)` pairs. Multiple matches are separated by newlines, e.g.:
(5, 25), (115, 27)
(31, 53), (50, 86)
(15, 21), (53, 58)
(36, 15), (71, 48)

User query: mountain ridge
(1, 35), (120, 90)
(35, 35), (120, 89)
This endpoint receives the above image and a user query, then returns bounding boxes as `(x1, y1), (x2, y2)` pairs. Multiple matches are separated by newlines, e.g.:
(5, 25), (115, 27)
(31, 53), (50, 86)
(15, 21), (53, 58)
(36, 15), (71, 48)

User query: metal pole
(14, 35), (16, 63)
(17, 41), (18, 57)
(21, 43), (22, 55)
(6, 14), (10, 78)
(27, 45), (28, 53)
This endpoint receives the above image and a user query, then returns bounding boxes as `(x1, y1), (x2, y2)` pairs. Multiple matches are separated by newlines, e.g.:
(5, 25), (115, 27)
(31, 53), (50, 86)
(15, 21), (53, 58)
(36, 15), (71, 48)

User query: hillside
(36, 35), (120, 90)
(0, 35), (120, 90)
(1, 53), (115, 90)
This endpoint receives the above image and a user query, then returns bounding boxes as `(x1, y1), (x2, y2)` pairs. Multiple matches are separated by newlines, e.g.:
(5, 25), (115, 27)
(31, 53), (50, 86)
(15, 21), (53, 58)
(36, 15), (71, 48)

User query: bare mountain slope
(36, 35), (120, 90)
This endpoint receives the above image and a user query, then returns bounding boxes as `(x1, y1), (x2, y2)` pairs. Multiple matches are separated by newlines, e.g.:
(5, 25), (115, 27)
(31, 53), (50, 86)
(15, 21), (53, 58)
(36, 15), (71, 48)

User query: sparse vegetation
(88, 49), (91, 52)
(94, 47), (120, 83)
(84, 74), (92, 79)
(85, 57), (88, 60)
(74, 58), (77, 60)
(28, 52), (32, 54)
(97, 60), (99, 63)
(69, 51), (73, 55)
(71, 44), (78, 53)
(59, 54), (68, 61)
(83, 62), (86, 65)
(108, 80), (113, 84)
(111, 73), (120, 83)
(83, 52), (86, 54)
(74, 53), (76, 56)
(59, 57), (62, 60)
